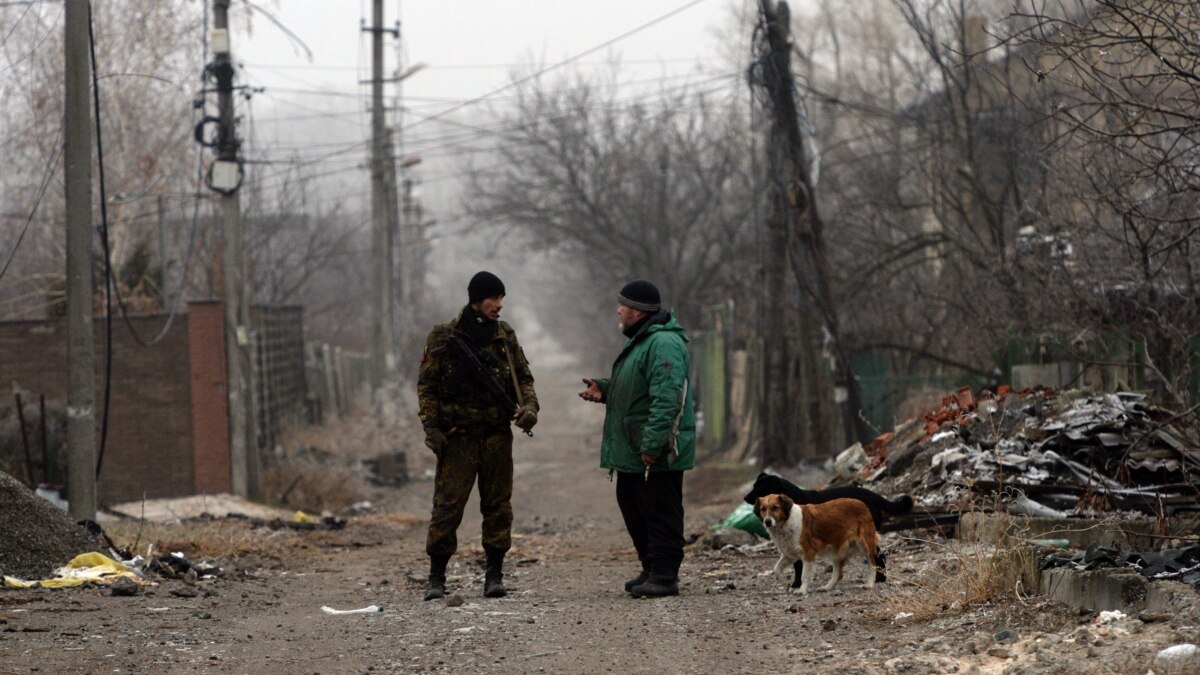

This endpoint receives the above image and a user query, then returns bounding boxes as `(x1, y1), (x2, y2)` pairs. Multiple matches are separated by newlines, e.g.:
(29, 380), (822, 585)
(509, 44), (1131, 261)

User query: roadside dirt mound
(0, 471), (102, 580)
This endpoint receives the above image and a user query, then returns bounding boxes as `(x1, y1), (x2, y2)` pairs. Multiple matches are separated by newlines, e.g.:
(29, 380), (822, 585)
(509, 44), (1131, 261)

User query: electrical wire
(88, 0), (212, 476)
(0, 139), (61, 285)
(87, 0), (113, 479)
(400, 0), (714, 133)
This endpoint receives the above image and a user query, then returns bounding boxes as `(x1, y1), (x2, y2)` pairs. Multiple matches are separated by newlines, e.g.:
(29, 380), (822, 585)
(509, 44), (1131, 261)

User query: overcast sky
(232, 0), (746, 218)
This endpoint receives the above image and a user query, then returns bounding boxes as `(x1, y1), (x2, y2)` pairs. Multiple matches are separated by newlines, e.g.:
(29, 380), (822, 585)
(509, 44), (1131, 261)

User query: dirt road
(2, 370), (1196, 673)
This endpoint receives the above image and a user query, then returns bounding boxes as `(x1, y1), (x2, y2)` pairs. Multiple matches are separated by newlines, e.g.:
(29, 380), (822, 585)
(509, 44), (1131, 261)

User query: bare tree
(1004, 0), (1200, 405)
(465, 74), (758, 335)
(0, 1), (204, 319)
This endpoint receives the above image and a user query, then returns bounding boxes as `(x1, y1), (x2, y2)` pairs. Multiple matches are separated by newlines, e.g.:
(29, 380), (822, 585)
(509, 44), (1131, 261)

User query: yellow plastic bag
(2, 552), (144, 589)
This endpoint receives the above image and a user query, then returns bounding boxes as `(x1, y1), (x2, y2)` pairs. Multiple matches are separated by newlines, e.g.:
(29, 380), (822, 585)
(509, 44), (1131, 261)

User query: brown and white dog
(754, 494), (879, 595)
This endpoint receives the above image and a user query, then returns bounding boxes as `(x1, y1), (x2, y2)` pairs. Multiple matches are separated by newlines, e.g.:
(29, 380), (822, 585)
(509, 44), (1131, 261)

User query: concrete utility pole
(365, 0), (398, 418)
(64, 0), (96, 520)
(212, 0), (257, 498)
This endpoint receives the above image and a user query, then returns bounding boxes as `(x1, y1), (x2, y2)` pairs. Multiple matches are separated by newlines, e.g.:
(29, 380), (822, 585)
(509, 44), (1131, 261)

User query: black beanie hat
(468, 271), (506, 304)
(618, 279), (661, 312)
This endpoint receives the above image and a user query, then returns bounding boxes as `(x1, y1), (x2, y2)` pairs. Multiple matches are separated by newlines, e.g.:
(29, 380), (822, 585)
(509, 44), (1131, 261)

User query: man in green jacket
(579, 279), (695, 598)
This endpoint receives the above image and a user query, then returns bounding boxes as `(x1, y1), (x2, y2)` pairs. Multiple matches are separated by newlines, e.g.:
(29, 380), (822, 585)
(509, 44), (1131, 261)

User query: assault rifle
(444, 332), (533, 437)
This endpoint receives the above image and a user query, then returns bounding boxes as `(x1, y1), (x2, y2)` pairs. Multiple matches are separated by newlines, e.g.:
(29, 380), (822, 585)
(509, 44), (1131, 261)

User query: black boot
(424, 554), (449, 601)
(631, 564), (679, 598)
(483, 547), (507, 598)
(624, 561), (651, 594)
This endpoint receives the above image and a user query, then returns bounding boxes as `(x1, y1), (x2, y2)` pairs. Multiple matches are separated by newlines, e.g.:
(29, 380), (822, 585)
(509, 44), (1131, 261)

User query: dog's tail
(881, 494), (914, 515)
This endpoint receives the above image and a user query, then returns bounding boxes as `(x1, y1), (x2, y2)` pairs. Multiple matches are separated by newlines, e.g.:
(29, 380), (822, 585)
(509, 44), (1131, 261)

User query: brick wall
(0, 308), (212, 504)
(188, 302), (230, 495)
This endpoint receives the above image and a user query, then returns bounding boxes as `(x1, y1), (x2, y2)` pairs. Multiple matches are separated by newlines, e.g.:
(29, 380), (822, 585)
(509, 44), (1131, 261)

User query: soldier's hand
(423, 427), (448, 454)
(579, 378), (603, 403)
(513, 405), (538, 431)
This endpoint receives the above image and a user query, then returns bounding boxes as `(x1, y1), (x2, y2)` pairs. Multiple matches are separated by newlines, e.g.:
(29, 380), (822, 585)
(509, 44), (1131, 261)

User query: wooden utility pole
(756, 0), (798, 466)
(366, 0), (398, 417)
(212, 0), (257, 498)
(64, 0), (96, 520)
(754, 0), (872, 458)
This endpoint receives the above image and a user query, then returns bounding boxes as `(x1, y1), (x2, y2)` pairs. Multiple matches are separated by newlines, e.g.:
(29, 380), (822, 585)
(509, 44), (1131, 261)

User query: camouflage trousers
(426, 426), (514, 558)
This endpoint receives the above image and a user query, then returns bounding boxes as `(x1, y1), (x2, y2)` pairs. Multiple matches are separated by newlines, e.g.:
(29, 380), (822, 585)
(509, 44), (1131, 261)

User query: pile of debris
(854, 386), (1200, 517)
(1042, 543), (1200, 589)
(0, 470), (102, 580)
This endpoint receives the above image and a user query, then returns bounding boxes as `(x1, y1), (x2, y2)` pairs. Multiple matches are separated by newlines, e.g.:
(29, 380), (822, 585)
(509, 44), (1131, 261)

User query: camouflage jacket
(417, 308), (538, 431)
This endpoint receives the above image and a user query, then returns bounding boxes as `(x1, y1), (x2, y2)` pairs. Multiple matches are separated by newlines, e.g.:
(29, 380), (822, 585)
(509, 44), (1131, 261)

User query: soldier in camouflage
(417, 271), (538, 601)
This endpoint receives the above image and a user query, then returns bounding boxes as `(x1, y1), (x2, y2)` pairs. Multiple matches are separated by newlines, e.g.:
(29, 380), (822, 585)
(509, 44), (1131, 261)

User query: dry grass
(256, 406), (425, 512)
(278, 405), (416, 462)
(103, 518), (303, 561)
(883, 527), (1033, 622)
(260, 459), (369, 513)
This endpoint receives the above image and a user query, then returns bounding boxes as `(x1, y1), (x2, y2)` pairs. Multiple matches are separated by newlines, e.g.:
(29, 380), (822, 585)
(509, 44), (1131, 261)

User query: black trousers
(615, 470), (684, 577)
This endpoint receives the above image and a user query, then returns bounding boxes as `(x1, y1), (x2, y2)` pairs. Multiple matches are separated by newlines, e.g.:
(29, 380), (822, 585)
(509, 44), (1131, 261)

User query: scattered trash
(713, 502), (768, 538)
(109, 577), (140, 597)
(292, 511), (319, 524)
(861, 388), (1200, 518)
(1041, 543), (1200, 589)
(1006, 492), (1068, 518)
(1096, 610), (1126, 624)
(1030, 538), (1071, 548)
(34, 485), (68, 511)
(833, 443), (866, 476)
(2, 552), (146, 589)
(320, 604), (383, 615)
(892, 612), (913, 624)
(1155, 643), (1200, 668)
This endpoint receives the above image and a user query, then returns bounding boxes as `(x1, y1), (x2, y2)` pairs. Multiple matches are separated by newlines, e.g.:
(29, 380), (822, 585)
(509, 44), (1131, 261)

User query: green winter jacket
(595, 310), (695, 474)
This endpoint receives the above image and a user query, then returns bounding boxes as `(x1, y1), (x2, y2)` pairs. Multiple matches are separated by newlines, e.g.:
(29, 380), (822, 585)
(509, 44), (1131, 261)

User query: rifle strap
(504, 343), (524, 407)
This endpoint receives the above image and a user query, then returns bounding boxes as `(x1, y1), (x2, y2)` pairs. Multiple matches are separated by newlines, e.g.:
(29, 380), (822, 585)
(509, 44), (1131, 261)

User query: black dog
(743, 472), (914, 586)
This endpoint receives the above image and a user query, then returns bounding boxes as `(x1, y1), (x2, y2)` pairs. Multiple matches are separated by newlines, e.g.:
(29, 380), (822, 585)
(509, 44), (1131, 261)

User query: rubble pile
(0, 470), (102, 579)
(860, 387), (1200, 516)
(1041, 542), (1200, 589)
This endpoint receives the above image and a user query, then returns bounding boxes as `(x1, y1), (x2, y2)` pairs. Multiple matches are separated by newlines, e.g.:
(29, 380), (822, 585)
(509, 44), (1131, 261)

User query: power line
(0, 138), (61, 284)
(401, 0), (714, 133)
(244, 57), (721, 72)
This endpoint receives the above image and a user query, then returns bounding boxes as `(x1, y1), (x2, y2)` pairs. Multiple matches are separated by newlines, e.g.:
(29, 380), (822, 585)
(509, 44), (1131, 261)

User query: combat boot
(424, 554), (449, 601)
(483, 547), (507, 598)
(631, 564), (679, 598)
(624, 561), (651, 594)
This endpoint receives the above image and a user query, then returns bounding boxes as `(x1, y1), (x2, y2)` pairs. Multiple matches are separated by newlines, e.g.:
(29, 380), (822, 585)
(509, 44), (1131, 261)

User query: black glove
(513, 405), (538, 431)
(424, 427), (448, 453)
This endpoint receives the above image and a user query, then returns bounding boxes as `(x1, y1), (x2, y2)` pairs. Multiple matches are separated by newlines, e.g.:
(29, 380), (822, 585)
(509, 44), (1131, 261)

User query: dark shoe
(630, 575), (679, 598)
(483, 546), (507, 598)
(424, 554), (450, 601)
(624, 568), (651, 594)
(874, 551), (887, 583)
(484, 573), (507, 598)
(424, 580), (446, 601)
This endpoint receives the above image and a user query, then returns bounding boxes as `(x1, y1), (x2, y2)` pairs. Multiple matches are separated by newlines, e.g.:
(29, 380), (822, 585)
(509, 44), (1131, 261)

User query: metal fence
(251, 306), (308, 451)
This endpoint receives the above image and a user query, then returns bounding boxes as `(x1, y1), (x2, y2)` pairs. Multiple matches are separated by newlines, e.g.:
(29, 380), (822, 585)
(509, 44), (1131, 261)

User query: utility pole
(64, 0), (95, 520)
(754, 0), (871, 459)
(211, 0), (257, 498)
(365, 0), (398, 420)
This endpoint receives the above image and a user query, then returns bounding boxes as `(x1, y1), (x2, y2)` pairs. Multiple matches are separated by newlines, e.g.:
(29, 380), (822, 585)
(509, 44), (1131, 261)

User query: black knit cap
(468, 271), (506, 304)
(618, 279), (661, 312)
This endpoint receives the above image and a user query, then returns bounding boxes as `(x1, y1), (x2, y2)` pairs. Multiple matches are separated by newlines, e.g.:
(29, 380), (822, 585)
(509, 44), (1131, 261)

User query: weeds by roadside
(882, 534), (1032, 622)
(103, 519), (303, 561)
